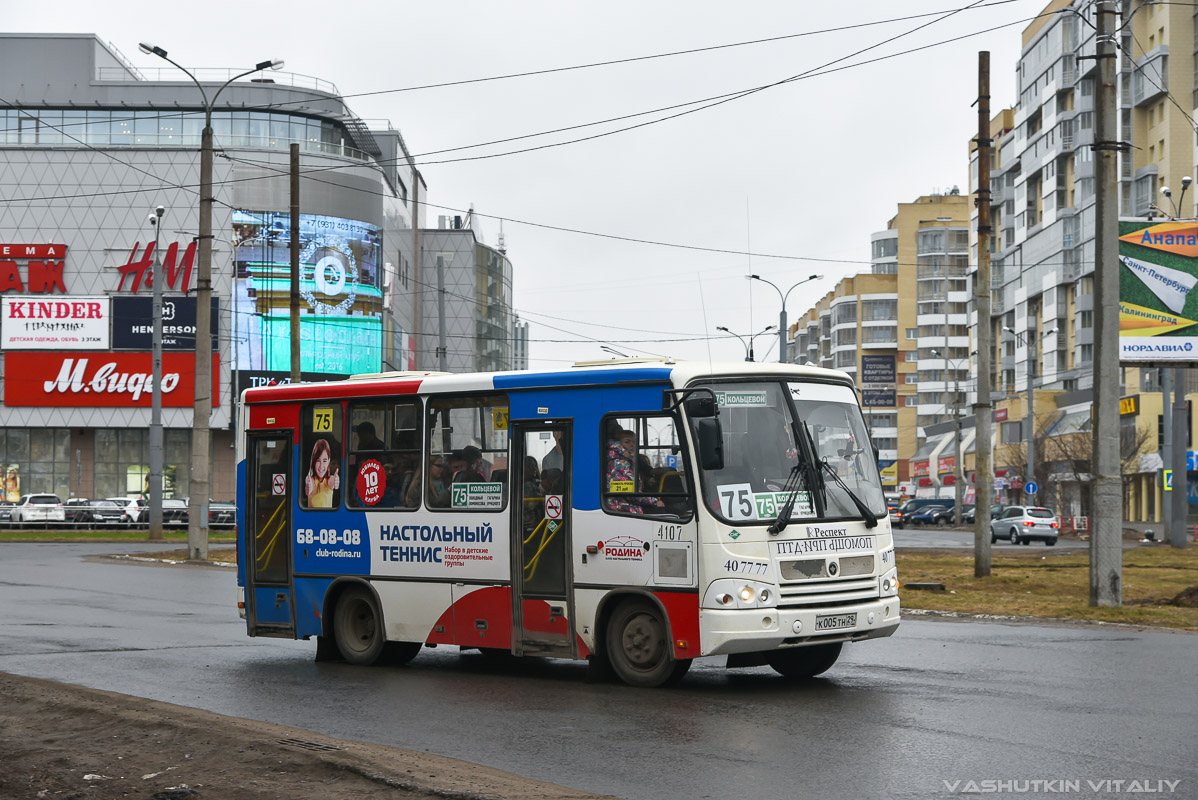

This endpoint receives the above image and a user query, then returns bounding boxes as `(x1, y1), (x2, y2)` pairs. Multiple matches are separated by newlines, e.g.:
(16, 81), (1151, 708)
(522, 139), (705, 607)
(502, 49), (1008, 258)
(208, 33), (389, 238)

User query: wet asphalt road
(0, 542), (1195, 800)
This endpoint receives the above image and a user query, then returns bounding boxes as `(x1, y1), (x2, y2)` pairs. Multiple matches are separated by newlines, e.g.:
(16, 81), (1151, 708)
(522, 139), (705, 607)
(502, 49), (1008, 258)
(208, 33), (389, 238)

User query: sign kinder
(2, 296), (110, 350)
(0, 244), (68, 293)
(4, 352), (220, 408)
(116, 240), (196, 294)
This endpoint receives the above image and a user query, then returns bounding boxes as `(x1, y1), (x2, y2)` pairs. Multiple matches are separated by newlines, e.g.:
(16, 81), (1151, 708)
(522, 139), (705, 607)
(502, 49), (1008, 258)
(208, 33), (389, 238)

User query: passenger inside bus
(541, 430), (565, 472)
(409, 456), (450, 508)
(353, 421), (385, 452)
(452, 446), (487, 483)
(605, 426), (664, 515)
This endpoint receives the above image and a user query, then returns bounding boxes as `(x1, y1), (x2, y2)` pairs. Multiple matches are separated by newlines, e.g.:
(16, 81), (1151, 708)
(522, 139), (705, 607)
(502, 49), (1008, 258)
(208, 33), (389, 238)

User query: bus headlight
(704, 579), (778, 609)
(879, 567), (899, 598)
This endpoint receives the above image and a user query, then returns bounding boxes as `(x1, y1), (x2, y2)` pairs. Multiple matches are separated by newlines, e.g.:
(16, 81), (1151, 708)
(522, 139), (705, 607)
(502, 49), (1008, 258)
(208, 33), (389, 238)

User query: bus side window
(300, 403), (343, 510)
(600, 414), (691, 520)
(347, 399), (421, 510)
(426, 395), (510, 511)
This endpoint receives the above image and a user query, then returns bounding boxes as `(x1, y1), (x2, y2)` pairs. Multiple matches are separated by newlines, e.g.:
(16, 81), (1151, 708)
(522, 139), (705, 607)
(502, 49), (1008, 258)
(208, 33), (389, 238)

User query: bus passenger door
(511, 421), (574, 657)
(245, 433), (294, 637)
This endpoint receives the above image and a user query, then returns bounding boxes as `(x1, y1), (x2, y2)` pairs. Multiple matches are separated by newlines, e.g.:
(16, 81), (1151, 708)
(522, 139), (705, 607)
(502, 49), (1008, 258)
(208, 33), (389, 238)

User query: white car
(11, 494), (66, 525)
(106, 496), (146, 524)
(990, 505), (1061, 546)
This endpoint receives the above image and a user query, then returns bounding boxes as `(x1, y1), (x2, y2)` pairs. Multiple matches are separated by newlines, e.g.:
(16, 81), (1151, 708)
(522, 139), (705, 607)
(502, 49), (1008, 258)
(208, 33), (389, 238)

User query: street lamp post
(932, 348), (974, 526)
(716, 325), (776, 362)
(748, 274), (822, 363)
(148, 206), (165, 541)
(1003, 325), (1058, 506)
(138, 43), (284, 561)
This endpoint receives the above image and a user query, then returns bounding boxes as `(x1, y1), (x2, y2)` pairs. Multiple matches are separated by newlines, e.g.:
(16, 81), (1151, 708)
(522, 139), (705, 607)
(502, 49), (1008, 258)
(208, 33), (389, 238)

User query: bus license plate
(815, 613), (856, 631)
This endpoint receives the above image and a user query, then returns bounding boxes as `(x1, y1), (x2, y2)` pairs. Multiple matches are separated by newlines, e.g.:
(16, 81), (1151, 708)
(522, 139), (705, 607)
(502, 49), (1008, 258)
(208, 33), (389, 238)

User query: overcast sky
(9, 0), (1037, 369)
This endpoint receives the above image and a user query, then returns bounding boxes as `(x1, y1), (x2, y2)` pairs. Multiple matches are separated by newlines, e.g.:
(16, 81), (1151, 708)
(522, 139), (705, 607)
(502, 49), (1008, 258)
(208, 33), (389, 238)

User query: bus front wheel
(334, 587), (385, 665)
(605, 599), (690, 688)
(766, 642), (842, 679)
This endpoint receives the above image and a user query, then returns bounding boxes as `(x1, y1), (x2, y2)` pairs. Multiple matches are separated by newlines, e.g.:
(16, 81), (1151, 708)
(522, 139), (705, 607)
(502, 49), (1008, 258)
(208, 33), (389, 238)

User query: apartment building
(791, 191), (970, 495)
(964, 0), (1198, 521)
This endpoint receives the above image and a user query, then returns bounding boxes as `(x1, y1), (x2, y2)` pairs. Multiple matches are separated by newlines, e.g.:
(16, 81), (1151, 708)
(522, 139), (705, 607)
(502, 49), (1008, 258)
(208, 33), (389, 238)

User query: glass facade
(0, 108), (367, 161)
(94, 429), (192, 500)
(0, 429), (70, 501)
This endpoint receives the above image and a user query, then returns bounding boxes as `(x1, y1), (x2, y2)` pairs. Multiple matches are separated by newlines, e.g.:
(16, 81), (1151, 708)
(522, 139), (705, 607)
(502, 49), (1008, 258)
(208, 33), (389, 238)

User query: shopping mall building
(0, 33), (515, 503)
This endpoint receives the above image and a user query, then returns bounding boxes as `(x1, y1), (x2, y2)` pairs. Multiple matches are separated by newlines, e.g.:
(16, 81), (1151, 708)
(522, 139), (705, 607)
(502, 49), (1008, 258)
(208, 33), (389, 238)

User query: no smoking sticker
(545, 494), (563, 520)
(272, 474), (286, 496)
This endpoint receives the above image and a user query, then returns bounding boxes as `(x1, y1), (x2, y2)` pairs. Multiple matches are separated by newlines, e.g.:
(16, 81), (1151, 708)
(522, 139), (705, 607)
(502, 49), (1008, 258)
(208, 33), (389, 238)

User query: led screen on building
(232, 210), (383, 375)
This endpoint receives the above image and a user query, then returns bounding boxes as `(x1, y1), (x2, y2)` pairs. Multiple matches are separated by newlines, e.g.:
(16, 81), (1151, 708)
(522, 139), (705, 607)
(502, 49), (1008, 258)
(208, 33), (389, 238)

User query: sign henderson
(0, 244), (68, 293)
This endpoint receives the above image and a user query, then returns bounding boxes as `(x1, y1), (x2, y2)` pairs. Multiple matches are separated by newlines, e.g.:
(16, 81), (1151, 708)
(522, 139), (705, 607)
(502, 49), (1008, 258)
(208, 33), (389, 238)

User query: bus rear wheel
(334, 587), (385, 665)
(605, 600), (690, 688)
(766, 642), (842, 679)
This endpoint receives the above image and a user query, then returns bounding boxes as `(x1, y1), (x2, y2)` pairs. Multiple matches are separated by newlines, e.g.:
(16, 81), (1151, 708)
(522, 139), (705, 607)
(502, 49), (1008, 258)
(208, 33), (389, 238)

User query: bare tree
(1040, 422), (1153, 518)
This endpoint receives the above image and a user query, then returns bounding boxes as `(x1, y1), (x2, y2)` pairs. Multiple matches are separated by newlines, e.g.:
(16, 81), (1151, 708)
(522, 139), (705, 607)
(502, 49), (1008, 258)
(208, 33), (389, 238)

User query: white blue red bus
(236, 359), (899, 687)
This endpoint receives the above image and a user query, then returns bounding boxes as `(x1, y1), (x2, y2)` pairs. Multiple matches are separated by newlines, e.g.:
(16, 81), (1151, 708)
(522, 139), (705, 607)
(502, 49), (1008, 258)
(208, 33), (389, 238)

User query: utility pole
(1091, 0), (1123, 605)
(1027, 326), (1037, 503)
(973, 51), (994, 577)
(1162, 368), (1173, 537)
(290, 143), (301, 383)
(149, 206), (165, 541)
(188, 115), (213, 563)
(1171, 367), (1188, 547)
(436, 254), (448, 372)
(953, 372), (963, 526)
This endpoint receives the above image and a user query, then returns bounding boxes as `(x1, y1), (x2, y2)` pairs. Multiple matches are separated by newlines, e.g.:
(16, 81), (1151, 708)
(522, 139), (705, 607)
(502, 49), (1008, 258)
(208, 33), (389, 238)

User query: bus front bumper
(700, 597), (901, 657)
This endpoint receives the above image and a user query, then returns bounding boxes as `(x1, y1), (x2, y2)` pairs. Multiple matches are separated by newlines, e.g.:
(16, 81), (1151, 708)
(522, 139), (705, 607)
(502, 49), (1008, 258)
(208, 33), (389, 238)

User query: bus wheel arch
(324, 579), (387, 666)
(597, 591), (691, 688)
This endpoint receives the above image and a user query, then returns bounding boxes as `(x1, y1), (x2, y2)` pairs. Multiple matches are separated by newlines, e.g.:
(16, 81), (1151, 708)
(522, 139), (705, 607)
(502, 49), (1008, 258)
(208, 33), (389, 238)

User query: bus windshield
(691, 379), (886, 525)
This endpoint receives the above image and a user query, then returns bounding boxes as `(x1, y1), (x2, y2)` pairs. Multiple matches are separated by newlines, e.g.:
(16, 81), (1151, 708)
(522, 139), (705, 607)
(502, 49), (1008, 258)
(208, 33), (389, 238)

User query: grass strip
(897, 547), (1198, 630)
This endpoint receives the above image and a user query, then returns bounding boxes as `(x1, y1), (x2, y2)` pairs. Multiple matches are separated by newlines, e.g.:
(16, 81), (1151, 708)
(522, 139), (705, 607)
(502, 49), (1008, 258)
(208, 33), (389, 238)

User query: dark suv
(892, 498), (953, 529)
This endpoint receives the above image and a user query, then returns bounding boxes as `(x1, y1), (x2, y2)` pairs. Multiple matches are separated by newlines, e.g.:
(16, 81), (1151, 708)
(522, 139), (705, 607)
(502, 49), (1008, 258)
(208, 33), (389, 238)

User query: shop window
(1, 428), (71, 501)
(94, 429), (190, 500)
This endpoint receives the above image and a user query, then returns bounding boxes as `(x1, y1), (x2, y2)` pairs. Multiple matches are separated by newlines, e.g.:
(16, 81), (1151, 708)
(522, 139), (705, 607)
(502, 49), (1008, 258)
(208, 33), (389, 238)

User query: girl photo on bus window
(305, 439), (340, 508)
(301, 403), (343, 510)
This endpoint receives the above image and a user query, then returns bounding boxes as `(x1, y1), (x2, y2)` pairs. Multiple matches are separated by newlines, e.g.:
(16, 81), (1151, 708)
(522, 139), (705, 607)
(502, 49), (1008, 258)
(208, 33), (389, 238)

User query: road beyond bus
(0, 671), (611, 800)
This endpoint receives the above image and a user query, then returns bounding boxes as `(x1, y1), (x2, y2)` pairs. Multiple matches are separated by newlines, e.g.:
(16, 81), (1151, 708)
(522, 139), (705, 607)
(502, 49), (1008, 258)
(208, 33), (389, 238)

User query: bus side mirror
(696, 418), (724, 470)
(685, 396), (717, 418)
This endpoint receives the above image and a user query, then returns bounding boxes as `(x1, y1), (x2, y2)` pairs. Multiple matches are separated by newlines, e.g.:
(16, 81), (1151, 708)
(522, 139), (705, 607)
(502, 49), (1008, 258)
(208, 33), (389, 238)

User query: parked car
(907, 505), (949, 526)
(106, 497), (146, 524)
(929, 506), (961, 526)
(893, 498), (952, 528)
(990, 505), (1060, 545)
(85, 499), (128, 525)
(64, 498), (96, 523)
(963, 503), (1007, 524)
(0, 501), (15, 524)
(179, 499), (237, 527)
(136, 498), (188, 524)
(11, 494), (65, 525)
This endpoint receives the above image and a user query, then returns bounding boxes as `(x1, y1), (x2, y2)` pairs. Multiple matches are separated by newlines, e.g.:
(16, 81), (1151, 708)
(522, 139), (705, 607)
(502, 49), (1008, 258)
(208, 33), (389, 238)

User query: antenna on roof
(498, 219), (506, 255)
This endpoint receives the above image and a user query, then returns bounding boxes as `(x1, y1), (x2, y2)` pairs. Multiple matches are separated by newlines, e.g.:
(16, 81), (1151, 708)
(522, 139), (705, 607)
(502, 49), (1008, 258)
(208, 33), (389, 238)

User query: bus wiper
(767, 464), (803, 535)
(817, 459), (879, 529)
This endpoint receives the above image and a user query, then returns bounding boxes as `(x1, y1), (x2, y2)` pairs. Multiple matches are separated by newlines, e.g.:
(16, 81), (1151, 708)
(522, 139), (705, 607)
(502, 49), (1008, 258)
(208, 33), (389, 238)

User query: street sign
(1024, 480), (1039, 496)
(1165, 469), (1174, 491)
(666, 455), (678, 469)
